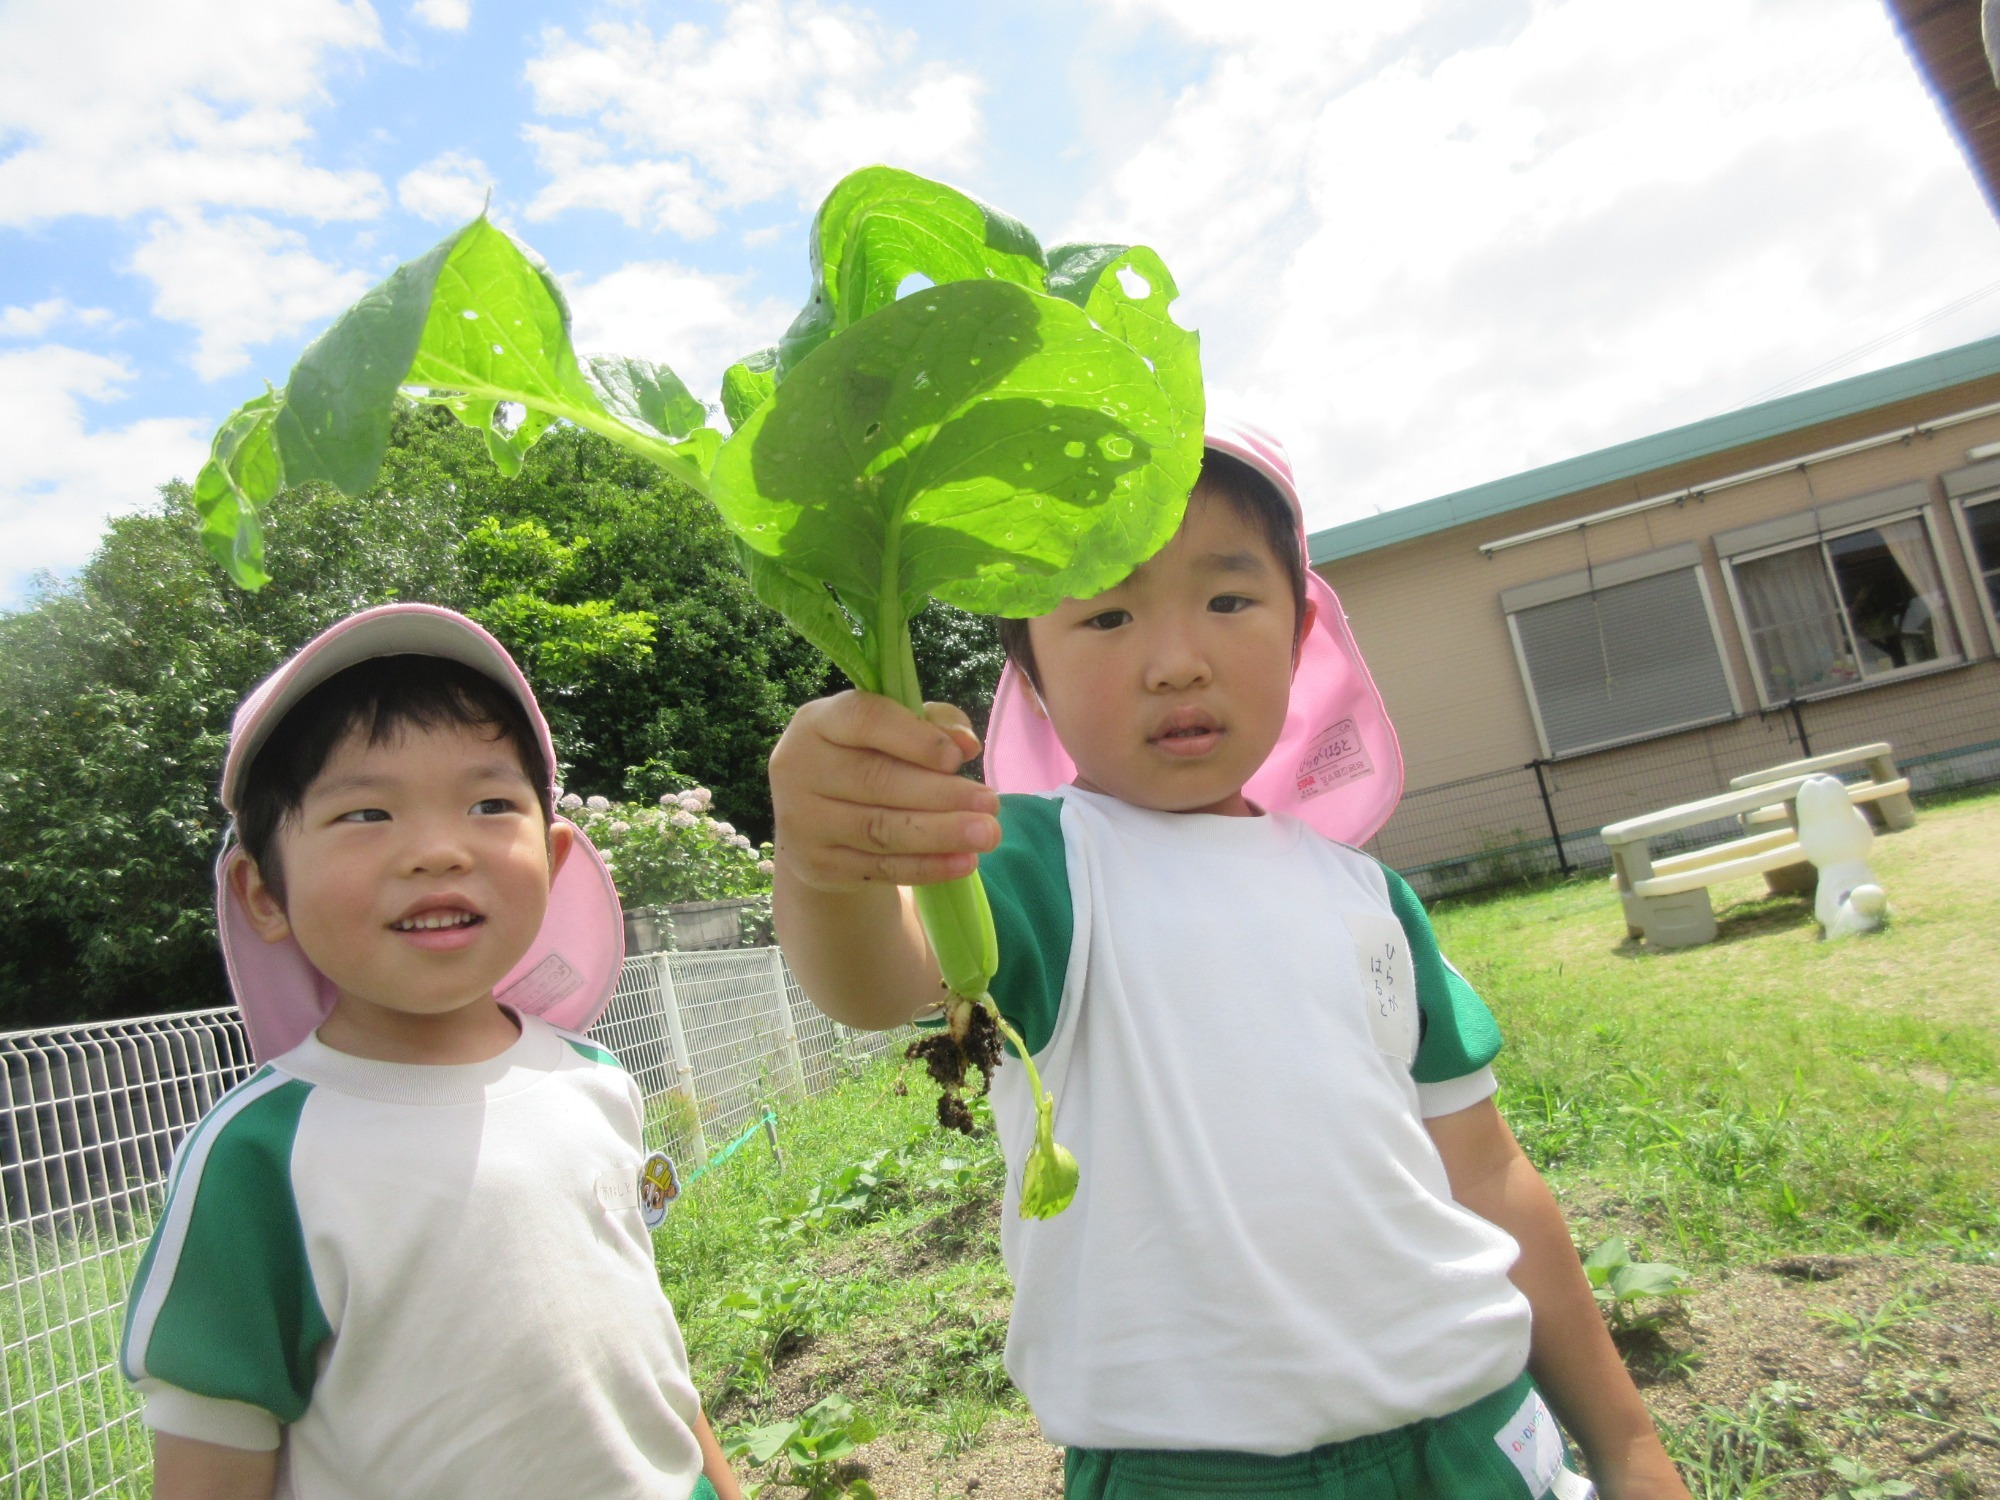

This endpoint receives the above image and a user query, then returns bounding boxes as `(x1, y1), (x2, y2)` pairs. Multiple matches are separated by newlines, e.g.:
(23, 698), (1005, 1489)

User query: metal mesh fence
(0, 947), (895, 1500)
(1372, 657), (2000, 899)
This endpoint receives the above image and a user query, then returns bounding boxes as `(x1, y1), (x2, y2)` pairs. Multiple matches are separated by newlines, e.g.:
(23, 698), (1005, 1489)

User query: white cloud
(1077, 0), (2000, 529)
(411, 0), (471, 30)
(563, 261), (792, 406)
(397, 151), (494, 223)
(0, 0), (384, 226)
(128, 213), (372, 381)
(1, 300), (113, 340)
(0, 346), (208, 600)
(521, 0), (983, 235)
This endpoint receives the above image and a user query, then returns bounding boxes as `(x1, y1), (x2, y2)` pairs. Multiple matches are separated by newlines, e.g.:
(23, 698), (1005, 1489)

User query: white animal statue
(1794, 774), (1889, 938)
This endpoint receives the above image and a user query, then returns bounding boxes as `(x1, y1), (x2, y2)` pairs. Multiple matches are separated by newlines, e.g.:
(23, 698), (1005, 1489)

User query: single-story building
(1310, 334), (2000, 895)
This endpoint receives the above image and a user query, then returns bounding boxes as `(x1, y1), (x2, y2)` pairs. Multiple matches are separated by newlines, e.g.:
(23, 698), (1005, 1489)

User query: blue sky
(4, 0), (1999, 606)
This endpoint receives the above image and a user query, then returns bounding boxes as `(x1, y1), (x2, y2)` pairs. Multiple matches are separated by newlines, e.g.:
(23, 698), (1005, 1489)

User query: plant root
(904, 997), (1002, 1136)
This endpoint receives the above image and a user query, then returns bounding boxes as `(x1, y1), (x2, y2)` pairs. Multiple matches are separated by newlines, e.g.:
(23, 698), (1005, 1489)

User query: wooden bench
(1602, 777), (1827, 949)
(1729, 742), (1916, 834)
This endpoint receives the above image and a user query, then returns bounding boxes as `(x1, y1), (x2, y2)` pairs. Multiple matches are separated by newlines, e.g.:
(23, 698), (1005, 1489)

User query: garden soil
(755, 1192), (2000, 1497)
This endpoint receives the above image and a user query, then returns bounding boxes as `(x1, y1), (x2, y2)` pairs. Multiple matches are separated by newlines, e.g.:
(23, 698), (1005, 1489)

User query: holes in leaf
(493, 402), (526, 436)
(1098, 434), (1134, 461)
(1063, 441), (1085, 459)
(1116, 265), (1151, 299)
(863, 421), (882, 441)
(461, 309), (479, 321)
(897, 272), (935, 299)
(491, 343), (505, 355)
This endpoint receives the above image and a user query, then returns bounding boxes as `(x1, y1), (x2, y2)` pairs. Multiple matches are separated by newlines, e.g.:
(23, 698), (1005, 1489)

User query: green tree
(0, 477), (469, 1027)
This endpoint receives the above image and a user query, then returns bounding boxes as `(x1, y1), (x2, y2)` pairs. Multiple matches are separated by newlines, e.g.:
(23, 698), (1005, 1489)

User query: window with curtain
(1508, 567), (1737, 756)
(1729, 514), (1962, 702)
(1963, 496), (2000, 622)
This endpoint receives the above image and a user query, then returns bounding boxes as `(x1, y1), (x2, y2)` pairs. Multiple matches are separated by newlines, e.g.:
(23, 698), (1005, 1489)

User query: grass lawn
(657, 788), (2000, 1499)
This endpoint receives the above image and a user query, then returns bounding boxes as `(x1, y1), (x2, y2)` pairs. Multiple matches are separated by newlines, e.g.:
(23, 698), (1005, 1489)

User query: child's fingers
(776, 797), (991, 889)
(808, 691), (971, 773)
(919, 701), (982, 763)
(810, 742), (997, 817)
(815, 798), (1000, 860)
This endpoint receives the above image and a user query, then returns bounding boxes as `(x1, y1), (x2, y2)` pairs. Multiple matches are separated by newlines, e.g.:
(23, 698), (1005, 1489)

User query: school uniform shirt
(120, 1014), (705, 1499)
(976, 786), (1534, 1455)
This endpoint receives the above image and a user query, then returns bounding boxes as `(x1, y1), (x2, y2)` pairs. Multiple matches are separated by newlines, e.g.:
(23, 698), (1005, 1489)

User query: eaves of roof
(1307, 331), (2000, 565)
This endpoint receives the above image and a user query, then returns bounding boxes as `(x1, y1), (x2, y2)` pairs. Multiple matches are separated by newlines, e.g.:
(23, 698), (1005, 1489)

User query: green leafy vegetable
(188, 163), (1204, 1220)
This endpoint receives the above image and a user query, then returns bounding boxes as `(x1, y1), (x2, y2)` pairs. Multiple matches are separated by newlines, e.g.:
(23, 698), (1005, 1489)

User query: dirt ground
(808, 1250), (2000, 1498)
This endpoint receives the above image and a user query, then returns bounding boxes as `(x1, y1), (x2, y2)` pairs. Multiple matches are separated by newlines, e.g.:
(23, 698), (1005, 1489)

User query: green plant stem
(983, 1005), (1043, 1095)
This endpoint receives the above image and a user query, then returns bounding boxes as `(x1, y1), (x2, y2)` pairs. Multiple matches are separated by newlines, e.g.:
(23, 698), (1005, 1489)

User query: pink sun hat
(216, 603), (625, 1062)
(983, 417), (1405, 845)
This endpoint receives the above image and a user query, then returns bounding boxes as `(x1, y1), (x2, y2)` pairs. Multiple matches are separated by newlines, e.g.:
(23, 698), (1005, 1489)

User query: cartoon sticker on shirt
(639, 1151), (680, 1228)
(1341, 911), (1417, 1065)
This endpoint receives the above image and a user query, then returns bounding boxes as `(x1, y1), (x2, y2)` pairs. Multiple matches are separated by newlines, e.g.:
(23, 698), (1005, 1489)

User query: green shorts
(1063, 1371), (1577, 1499)
(693, 1476), (719, 1500)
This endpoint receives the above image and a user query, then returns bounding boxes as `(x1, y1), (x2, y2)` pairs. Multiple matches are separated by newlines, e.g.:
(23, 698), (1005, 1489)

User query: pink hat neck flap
(984, 417), (1404, 846)
(216, 603), (625, 1062)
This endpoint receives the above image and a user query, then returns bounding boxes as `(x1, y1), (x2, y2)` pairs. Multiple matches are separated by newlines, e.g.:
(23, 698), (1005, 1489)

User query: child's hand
(769, 691), (1000, 893)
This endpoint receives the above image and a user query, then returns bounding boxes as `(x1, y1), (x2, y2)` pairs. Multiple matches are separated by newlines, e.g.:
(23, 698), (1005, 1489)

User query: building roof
(1886, 0), (2000, 221)
(1307, 331), (2000, 564)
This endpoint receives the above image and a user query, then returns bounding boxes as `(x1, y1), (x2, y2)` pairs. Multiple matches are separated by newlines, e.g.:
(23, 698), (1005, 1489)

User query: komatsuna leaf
(720, 348), (778, 430)
(712, 277), (1197, 627)
(582, 354), (708, 441)
(273, 227), (469, 496)
(776, 165), (1047, 379)
(732, 541), (879, 694)
(400, 223), (717, 486)
(1046, 242), (1203, 454)
(193, 391), (284, 588)
(199, 216), (726, 587)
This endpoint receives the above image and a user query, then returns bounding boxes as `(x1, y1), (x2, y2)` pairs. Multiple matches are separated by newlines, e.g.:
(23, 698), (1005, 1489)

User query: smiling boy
(121, 604), (739, 1500)
(768, 424), (1689, 1498)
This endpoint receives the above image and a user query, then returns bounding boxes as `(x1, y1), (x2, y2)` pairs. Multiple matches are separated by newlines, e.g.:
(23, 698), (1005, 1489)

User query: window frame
(1502, 552), (1743, 761)
(1948, 487), (2000, 657)
(1719, 502), (1970, 709)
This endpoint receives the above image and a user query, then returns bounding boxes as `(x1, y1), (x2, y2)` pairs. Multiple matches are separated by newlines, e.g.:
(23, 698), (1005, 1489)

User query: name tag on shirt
(1343, 911), (1417, 1065)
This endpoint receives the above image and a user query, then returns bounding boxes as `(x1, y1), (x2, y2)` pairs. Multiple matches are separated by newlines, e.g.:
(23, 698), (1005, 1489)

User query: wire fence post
(1528, 759), (1571, 875)
(652, 950), (707, 1164)
(768, 947), (808, 1098)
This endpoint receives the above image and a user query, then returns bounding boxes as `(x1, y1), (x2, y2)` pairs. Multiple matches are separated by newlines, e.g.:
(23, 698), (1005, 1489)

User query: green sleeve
(980, 793), (1073, 1056)
(1383, 868), (1503, 1084)
(121, 1072), (332, 1423)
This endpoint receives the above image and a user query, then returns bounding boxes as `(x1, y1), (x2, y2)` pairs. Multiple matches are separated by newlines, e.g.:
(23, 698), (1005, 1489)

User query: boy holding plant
(121, 603), (740, 1500)
(769, 422), (1690, 1499)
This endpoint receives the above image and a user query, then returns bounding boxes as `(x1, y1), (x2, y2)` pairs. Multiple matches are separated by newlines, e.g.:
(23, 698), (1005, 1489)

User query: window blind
(1511, 568), (1736, 756)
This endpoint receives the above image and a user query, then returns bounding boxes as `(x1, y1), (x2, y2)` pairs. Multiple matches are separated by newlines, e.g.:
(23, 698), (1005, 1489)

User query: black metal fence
(1367, 658), (2000, 900)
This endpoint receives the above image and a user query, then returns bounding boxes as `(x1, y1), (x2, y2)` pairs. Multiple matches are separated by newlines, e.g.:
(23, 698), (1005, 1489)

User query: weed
(1663, 1383), (1817, 1499)
(1581, 1236), (1690, 1333)
(1810, 1288), (1932, 1359)
(726, 1393), (878, 1499)
(1821, 1453), (1916, 1498)
(721, 1276), (818, 1365)
(929, 1394), (994, 1457)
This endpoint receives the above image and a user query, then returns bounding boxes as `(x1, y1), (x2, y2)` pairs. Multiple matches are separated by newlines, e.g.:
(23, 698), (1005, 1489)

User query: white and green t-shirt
(975, 787), (1533, 1455)
(121, 1014), (705, 1498)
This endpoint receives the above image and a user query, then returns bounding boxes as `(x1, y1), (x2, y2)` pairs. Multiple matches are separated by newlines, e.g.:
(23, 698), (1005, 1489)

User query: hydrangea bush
(557, 784), (774, 911)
